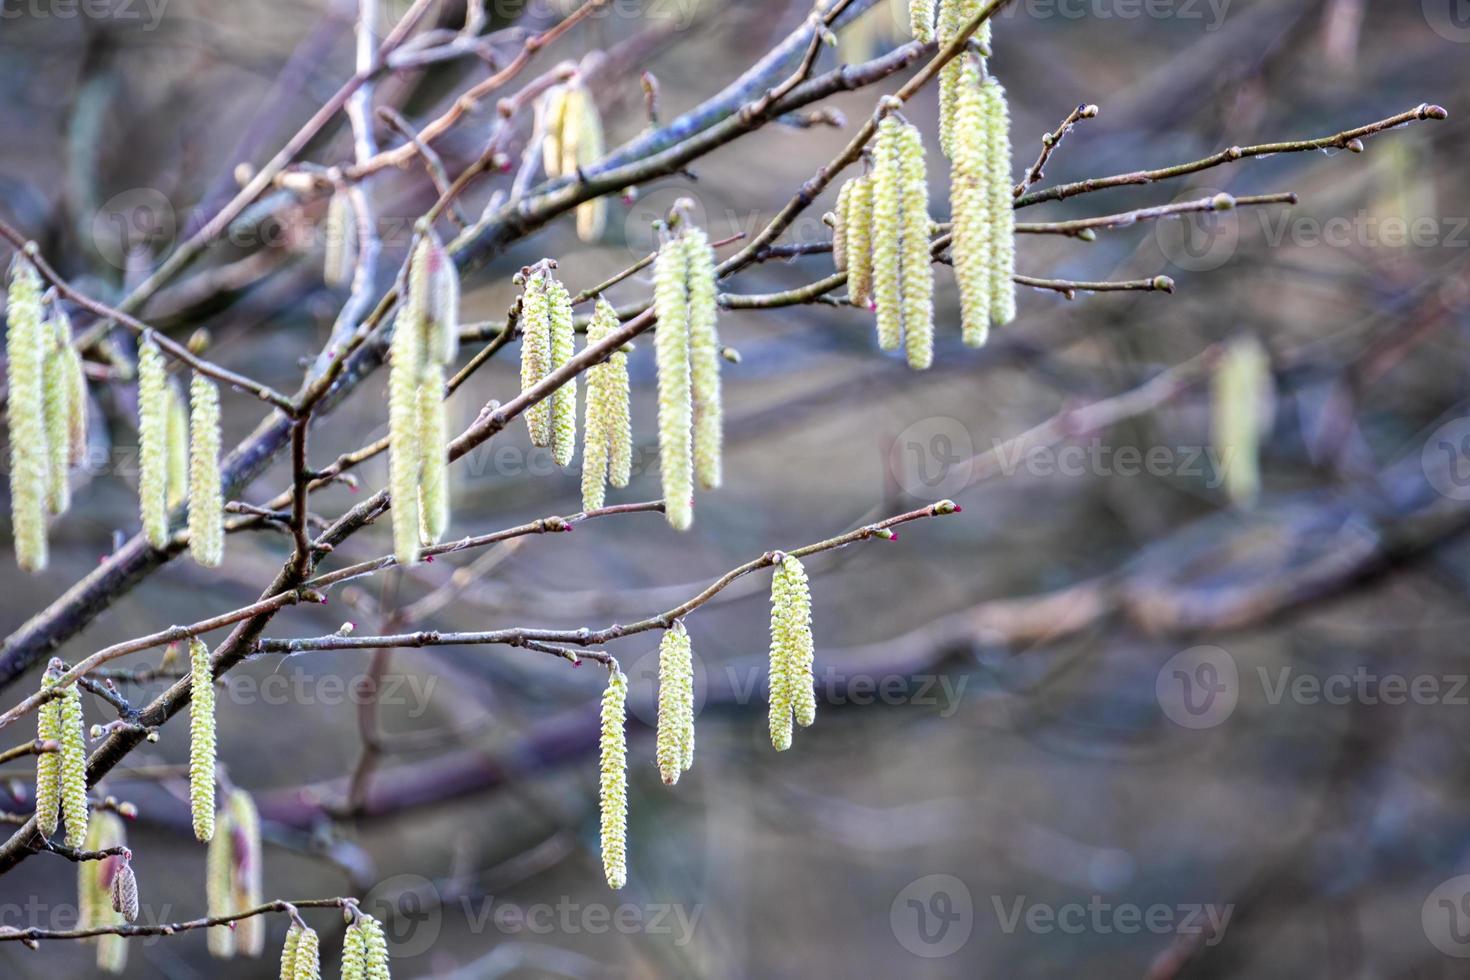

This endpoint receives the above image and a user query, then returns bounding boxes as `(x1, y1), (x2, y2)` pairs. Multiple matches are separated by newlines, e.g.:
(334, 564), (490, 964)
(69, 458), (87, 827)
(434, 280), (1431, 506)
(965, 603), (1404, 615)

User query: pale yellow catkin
(361, 914), (391, 979)
(653, 237), (694, 531)
(599, 668), (629, 889)
(655, 621), (695, 784)
(342, 920), (369, 980)
(188, 374), (225, 567)
(910, 0), (935, 41)
(206, 801), (235, 957)
(57, 677), (88, 847)
(950, 59), (995, 347)
(769, 554), (816, 748)
(60, 313), (88, 467)
(832, 179), (854, 272)
(323, 189), (358, 289)
(541, 85), (571, 179)
(580, 299), (632, 511)
(388, 301), (425, 566)
(896, 121), (935, 370)
(34, 662), (62, 837)
(1212, 334), (1272, 508)
(165, 381), (189, 508)
(279, 923), (302, 979)
(7, 256), (48, 571)
(567, 84), (608, 242)
(547, 278), (578, 467)
(937, 0), (990, 158)
(684, 229), (722, 491)
(845, 175), (875, 307)
(519, 272), (554, 448)
(189, 637), (217, 842)
(42, 313), (73, 516)
(416, 365), (450, 547)
(872, 118), (904, 352)
(292, 926), (322, 980)
(984, 74), (1017, 329)
(137, 338), (171, 549)
(414, 230), (460, 368)
(227, 788), (265, 957)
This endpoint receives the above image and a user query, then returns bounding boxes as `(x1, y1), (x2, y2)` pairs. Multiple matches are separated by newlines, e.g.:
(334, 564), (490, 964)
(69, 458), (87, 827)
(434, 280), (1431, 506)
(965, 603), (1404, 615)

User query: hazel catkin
(189, 637), (216, 843)
(7, 255), (48, 571)
(580, 299), (632, 511)
(684, 228), (722, 491)
(653, 237), (694, 531)
(188, 373), (225, 567)
(34, 661), (62, 838)
(599, 667), (629, 889)
(655, 621), (695, 785)
(547, 278), (577, 468)
(57, 675), (89, 848)
(136, 337), (171, 549)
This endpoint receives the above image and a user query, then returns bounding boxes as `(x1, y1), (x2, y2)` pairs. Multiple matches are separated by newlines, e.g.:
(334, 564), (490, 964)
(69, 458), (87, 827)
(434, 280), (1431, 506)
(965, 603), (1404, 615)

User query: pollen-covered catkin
(189, 637), (216, 842)
(845, 175), (875, 307)
(541, 85), (570, 179)
(137, 337), (171, 549)
(910, 0), (935, 41)
(227, 788), (265, 956)
(188, 374), (225, 567)
(412, 230), (460, 367)
(7, 256), (48, 571)
(60, 314), (88, 467)
(278, 923), (302, 979)
(950, 59), (995, 347)
(165, 381), (189, 508)
(42, 314), (73, 516)
(569, 86), (607, 242)
(57, 677), (88, 847)
(292, 925), (321, 980)
(896, 121), (935, 370)
(34, 662), (62, 837)
(656, 622), (695, 784)
(519, 272), (553, 448)
(547, 278), (577, 467)
(984, 75), (1017, 329)
(323, 189), (358, 289)
(769, 554), (816, 748)
(580, 300), (632, 511)
(684, 229), (722, 491)
(360, 914), (391, 979)
(342, 919), (369, 980)
(417, 365), (450, 547)
(599, 668), (629, 889)
(937, 0), (990, 157)
(388, 302), (425, 566)
(871, 118), (904, 353)
(653, 237), (694, 531)
(206, 803), (235, 956)
(832, 178), (854, 272)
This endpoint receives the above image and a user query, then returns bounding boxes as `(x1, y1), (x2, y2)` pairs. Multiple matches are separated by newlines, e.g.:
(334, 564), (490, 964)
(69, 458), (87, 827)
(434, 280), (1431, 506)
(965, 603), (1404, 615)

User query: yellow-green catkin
(951, 59), (994, 347)
(832, 179), (855, 272)
(7, 256), (48, 571)
(519, 272), (553, 448)
(61, 314), (88, 467)
(417, 364), (450, 547)
(413, 230), (460, 369)
(937, 0), (991, 158)
(580, 299), (632, 511)
(984, 74), (1017, 329)
(896, 121), (935, 370)
(769, 554), (816, 749)
(189, 637), (216, 842)
(227, 788), (265, 956)
(292, 925), (321, 980)
(165, 381), (189, 508)
(910, 0), (935, 41)
(206, 801), (235, 956)
(81, 811), (129, 973)
(323, 189), (357, 289)
(188, 374), (225, 567)
(388, 294), (425, 566)
(547, 278), (577, 468)
(34, 661), (62, 837)
(568, 86), (607, 242)
(137, 337), (171, 549)
(42, 313), (73, 516)
(57, 676), (88, 847)
(278, 922), (303, 979)
(342, 919), (369, 980)
(684, 229), (722, 490)
(845, 176), (875, 308)
(655, 622), (695, 785)
(599, 667), (629, 889)
(872, 118), (904, 353)
(1212, 334), (1272, 508)
(653, 237), (694, 531)
(362, 915), (390, 979)
(541, 85), (570, 179)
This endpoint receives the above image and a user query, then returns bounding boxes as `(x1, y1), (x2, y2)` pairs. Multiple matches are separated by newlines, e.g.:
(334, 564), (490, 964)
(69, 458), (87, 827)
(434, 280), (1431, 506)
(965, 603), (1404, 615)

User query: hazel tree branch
(0, 897), (354, 943)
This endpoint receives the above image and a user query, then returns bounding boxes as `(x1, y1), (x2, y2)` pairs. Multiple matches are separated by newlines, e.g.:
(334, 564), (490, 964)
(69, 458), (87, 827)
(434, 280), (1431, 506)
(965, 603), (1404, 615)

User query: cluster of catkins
(5, 256), (88, 571)
(596, 555), (817, 889)
(35, 657), (89, 847)
(517, 265), (579, 469)
(276, 908), (390, 980)
(79, 811), (136, 973)
(388, 229), (460, 566)
(542, 77), (607, 242)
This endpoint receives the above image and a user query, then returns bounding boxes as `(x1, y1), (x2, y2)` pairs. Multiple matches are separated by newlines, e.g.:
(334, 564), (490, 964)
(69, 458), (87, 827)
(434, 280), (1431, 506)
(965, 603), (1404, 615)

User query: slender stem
(0, 898), (354, 942)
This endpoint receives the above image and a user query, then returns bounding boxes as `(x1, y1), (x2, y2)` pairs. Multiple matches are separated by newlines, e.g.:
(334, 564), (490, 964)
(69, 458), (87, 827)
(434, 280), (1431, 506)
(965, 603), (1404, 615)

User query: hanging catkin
(57, 673), (88, 847)
(189, 637), (216, 842)
(188, 374), (225, 567)
(417, 364), (450, 546)
(165, 381), (189, 508)
(42, 313), (73, 516)
(80, 811), (129, 973)
(896, 121), (935, 370)
(1212, 334), (1272, 508)
(845, 175), (875, 307)
(871, 117), (904, 353)
(323, 189), (358, 289)
(518, 271), (553, 447)
(547, 278), (577, 467)
(60, 312), (88, 467)
(7, 255), (48, 571)
(227, 788), (265, 957)
(34, 661), (62, 836)
(543, 81), (607, 242)
(136, 337), (171, 549)
(291, 925), (321, 980)
(910, 0), (935, 42)
(388, 297), (425, 566)
(832, 179), (854, 272)
(343, 913), (391, 979)
(983, 74), (1017, 329)
(110, 858), (140, 923)
(950, 58), (995, 347)
(684, 229), (723, 490)
(342, 918), (369, 980)
(653, 236), (694, 531)
(361, 914), (391, 978)
(937, 0), (992, 158)
(580, 299), (632, 511)
(599, 667), (629, 889)
(769, 554), (816, 749)
(278, 922), (303, 979)
(206, 800), (235, 956)
(655, 621), (695, 785)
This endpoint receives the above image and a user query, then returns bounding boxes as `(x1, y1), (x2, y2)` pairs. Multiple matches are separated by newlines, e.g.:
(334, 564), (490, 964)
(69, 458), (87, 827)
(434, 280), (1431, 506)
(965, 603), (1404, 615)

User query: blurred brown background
(2, 0), (1470, 976)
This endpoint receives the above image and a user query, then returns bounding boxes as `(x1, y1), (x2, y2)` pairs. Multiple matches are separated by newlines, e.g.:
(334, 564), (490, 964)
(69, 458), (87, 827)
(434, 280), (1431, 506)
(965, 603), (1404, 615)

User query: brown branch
(1017, 102), (1100, 195)
(0, 897), (353, 942)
